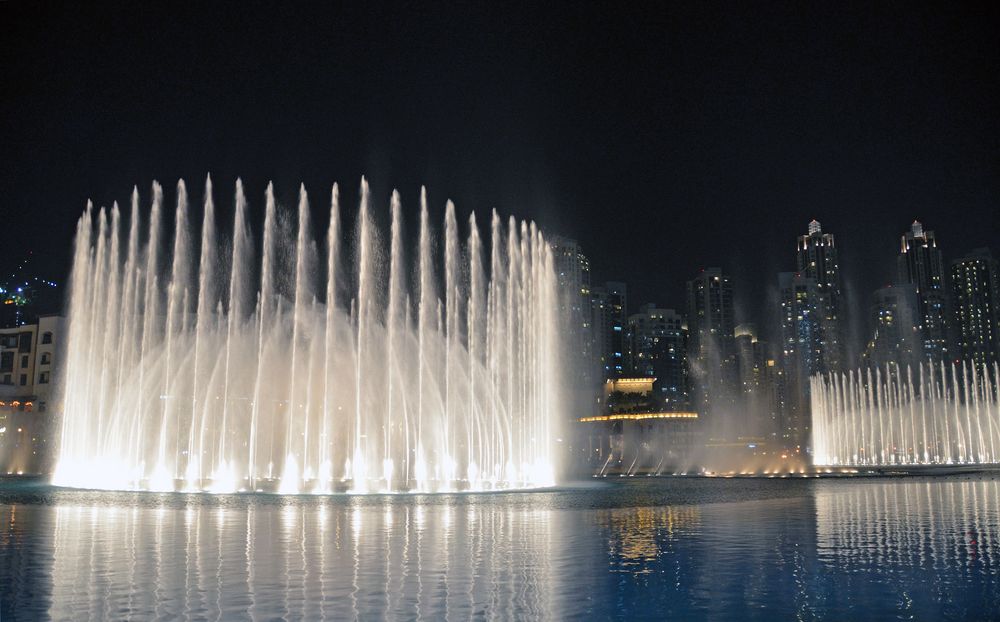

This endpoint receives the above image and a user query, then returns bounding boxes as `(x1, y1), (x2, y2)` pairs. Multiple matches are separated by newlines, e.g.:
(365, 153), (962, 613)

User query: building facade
(0, 315), (63, 474)
(581, 378), (697, 475)
(897, 220), (949, 362)
(627, 304), (689, 412)
(777, 271), (820, 450)
(734, 324), (778, 440)
(550, 236), (593, 363)
(950, 249), (1000, 368)
(863, 284), (921, 370)
(796, 220), (844, 374)
(549, 236), (596, 415)
(591, 281), (628, 381)
(685, 268), (736, 436)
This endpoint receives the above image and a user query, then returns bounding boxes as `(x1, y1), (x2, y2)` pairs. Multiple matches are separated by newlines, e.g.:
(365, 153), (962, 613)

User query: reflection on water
(598, 506), (700, 574)
(1, 477), (998, 620)
(816, 480), (1000, 570)
(34, 501), (557, 620)
(814, 480), (1000, 619)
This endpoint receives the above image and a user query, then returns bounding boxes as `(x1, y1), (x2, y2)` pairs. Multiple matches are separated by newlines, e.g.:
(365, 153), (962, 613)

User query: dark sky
(2, 2), (998, 347)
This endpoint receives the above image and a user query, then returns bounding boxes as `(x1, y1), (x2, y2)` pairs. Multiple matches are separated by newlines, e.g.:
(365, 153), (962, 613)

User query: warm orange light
(579, 412), (698, 422)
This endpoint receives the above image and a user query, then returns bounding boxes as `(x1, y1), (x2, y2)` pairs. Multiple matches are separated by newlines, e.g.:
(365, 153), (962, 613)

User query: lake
(1, 475), (998, 620)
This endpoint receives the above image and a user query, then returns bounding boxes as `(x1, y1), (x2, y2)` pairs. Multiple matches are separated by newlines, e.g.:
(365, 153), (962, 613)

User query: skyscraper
(627, 304), (689, 411)
(549, 236), (595, 414)
(777, 271), (820, 449)
(950, 248), (1000, 368)
(734, 324), (778, 439)
(549, 236), (593, 359)
(897, 220), (949, 362)
(864, 284), (921, 370)
(686, 268), (736, 433)
(796, 220), (844, 374)
(591, 281), (628, 380)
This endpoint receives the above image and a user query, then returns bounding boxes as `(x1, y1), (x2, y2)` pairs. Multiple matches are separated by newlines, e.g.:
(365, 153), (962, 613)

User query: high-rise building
(796, 220), (844, 374)
(550, 236), (592, 359)
(950, 248), (1000, 368)
(627, 304), (689, 411)
(686, 268), (736, 434)
(863, 284), (921, 370)
(591, 281), (628, 380)
(777, 271), (820, 449)
(549, 237), (595, 416)
(734, 324), (778, 439)
(897, 220), (949, 362)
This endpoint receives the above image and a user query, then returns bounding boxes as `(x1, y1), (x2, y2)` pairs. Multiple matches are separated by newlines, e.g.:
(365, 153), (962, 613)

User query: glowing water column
(54, 177), (562, 493)
(811, 361), (1000, 466)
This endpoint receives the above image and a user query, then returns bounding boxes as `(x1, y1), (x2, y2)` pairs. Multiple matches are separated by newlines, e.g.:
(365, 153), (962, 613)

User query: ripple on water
(0, 475), (998, 620)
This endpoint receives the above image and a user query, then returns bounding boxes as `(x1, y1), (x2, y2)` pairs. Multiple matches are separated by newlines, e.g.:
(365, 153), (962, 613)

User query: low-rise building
(580, 377), (698, 475)
(0, 314), (63, 474)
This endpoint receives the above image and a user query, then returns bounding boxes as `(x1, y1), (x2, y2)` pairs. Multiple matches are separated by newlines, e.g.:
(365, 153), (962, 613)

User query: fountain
(811, 361), (1000, 467)
(53, 177), (561, 493)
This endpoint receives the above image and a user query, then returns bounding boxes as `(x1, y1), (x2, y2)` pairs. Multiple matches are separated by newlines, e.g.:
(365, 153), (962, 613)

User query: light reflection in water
(597, 506), (700, 574)
(0, 478), (997, 620)
(32, 497), (560, 620)
(816, 480), (1000, 572)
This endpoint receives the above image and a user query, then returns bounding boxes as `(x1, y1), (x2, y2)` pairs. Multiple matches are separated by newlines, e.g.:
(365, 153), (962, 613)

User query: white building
(0, 314), (63, 473)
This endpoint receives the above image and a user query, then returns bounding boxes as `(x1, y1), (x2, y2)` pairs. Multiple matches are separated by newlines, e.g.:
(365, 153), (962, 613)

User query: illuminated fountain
(811, 361), (1000, 466)
(53, 177), (560, 493)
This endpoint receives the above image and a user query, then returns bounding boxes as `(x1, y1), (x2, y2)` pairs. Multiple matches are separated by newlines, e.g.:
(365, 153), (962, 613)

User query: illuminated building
(796, 220), (844, 374)
(863, 284), (921, 369)
(897, 220), (949, 362)
(685, 267), (736, 437)
(604, 377), (655, 394)
(550, 236), (599, 473)
(734, 324), (778, 439)
(777, 271), (818, 450)
(950, 248), (1000, 367)
(626, 304), (689, 411)
(582, 377), (697, 474)
(0, 314), (63, 473)
(591, 281), (627, 380)
(775, 220), (846, 453)
(550, 236), (593, 361)
(549, 236), (596, 414)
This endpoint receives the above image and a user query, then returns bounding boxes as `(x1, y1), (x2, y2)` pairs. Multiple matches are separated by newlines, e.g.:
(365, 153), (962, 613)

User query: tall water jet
(467, 211), (484, 485)
(352, 178), (373, 492)
(415, 187), (435, 490)
(285, 184), (315, 493)
(54, 177), (561, 494)
(319, 183), (341, 492)
(157, 180), (191, 488)
(249, 182), (277, 487)
(187, 175), (217, 488)
(386, 190), (405, 489)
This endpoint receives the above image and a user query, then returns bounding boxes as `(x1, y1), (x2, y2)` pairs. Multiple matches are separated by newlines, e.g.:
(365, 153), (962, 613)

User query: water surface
(1, 476), (998, 620)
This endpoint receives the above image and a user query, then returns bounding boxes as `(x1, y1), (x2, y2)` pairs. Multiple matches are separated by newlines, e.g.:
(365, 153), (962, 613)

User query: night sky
(2, 2), (998, 349)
